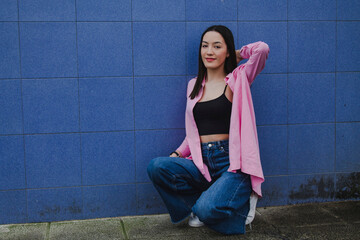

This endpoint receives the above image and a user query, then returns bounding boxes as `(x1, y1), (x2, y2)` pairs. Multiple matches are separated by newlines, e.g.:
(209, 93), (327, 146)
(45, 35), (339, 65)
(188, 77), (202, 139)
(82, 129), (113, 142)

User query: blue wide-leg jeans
(147, 140), (252, 235)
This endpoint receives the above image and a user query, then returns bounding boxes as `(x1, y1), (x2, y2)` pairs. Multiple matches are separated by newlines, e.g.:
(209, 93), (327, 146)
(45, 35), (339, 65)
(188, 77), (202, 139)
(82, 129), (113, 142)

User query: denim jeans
(147, 140), (252, 235)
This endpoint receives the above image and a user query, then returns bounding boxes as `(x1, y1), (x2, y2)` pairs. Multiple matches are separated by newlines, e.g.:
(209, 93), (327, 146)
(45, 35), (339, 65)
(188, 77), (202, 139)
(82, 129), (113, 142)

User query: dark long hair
(189, 25), (237, 99)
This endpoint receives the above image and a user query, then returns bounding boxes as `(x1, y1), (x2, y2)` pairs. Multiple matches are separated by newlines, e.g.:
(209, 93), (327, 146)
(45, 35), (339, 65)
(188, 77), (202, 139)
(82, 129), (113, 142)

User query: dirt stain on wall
(290, 176), (335, 200)
(336, 172), (360, 199)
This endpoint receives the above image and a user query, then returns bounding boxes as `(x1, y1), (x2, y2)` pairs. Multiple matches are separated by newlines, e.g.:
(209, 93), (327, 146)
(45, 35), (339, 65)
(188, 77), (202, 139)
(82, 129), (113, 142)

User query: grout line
(3, 71), (360, 81)
(3, 121), (360, 137)
(184, 0), (187, 21)
(286, 73), (289, 182)
(286, 0), (290, 205)
(0, 75), (182, 80)
(319, 207), (348, 224)
(185, 0), (188, 76)
(45, 222), (51, 240)
(334, 0), (338, 170)
(1, 183), (142, 193)
(3, 20), (360, 23)
(262, 172), (345, 179)
(119, 219), (129, 240)
(236, 0), (239, 48)
(334, 0), (338, 199)
(334, 173), (338, 199)
(2, 121), (360, 137)
(9, 20), (359, 23)
(1, 171), (355, 193)
(16, 0), (29, 223)
(130, 0), (139, 216)
(74, 0), (85, 220)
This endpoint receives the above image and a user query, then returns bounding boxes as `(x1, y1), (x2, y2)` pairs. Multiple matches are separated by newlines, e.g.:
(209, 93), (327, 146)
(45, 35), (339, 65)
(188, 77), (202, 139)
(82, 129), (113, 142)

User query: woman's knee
(147, 157), (174, 181)
(147, 157), (162, 180)
(194, 197), (241, 225)
(193, 196), (219, 222)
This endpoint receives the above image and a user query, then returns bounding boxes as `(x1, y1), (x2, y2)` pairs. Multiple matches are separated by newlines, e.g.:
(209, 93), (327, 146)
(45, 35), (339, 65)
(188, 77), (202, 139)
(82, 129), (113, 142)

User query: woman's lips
(206, 58), (215, 62)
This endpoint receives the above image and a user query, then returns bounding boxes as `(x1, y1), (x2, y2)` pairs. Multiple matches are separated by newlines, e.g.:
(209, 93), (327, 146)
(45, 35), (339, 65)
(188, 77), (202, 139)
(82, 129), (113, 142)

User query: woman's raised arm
(236, 41), (270, 85)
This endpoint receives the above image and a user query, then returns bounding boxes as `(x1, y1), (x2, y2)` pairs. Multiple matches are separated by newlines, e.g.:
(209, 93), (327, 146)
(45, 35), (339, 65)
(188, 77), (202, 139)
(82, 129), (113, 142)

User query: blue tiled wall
(1, 0), (359, 224)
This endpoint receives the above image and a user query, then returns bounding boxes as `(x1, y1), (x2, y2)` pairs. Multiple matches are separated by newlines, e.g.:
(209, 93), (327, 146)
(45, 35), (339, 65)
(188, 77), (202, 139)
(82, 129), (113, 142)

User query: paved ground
(0, 201), (359, 240)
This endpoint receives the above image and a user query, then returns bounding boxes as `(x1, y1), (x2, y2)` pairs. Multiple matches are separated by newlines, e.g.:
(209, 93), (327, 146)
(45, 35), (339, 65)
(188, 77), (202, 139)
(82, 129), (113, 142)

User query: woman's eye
(215, 46), (221, 49)
(202, 45), (208, 48)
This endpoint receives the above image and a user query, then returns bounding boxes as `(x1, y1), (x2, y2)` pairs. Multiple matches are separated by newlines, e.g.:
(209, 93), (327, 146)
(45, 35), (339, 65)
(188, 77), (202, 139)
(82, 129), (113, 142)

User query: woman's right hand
(169, 151), (181, 158)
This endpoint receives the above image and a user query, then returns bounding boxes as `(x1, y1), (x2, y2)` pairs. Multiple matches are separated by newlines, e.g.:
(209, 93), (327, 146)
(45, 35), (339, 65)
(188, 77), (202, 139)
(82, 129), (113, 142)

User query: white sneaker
(245, 192), (258, 225)
(188, 212), (204, 227)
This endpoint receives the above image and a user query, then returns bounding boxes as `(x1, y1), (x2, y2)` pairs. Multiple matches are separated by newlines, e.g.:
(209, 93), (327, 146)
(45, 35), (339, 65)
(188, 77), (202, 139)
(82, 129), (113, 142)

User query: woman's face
(201, 31), (229, 72)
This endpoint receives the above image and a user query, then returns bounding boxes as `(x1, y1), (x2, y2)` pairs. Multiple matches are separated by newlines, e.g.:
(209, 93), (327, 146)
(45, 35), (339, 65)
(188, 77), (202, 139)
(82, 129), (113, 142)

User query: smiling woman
(147, 25), (269, 235)
(201, 31), (230, 71)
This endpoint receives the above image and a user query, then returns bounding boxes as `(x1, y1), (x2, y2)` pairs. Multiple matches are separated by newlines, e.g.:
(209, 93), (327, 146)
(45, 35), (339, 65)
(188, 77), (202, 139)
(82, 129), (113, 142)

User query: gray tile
(257, 204), (342, 227)
(320, 201), (360, 223)
(277, 223), (358, 240)
(0, 223), (48, 240)
(49, 218), (124, 240)
(122, 214), (237, 239)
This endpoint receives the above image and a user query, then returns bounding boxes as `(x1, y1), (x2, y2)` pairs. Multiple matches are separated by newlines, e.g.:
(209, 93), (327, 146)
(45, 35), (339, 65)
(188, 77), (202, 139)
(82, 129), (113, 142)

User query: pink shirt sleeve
(239, 41), (270, 85)
(176, 137), (190, 157)
(175, 79), (193, 158)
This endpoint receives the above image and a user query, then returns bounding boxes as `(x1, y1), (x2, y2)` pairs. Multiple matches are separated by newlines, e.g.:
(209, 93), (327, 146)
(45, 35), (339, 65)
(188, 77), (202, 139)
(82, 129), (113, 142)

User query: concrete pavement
(1, 201), (359, 240)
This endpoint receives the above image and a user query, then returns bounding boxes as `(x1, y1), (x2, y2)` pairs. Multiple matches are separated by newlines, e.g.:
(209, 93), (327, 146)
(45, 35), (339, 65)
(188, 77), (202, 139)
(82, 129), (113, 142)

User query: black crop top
(193, 85), (232, 136)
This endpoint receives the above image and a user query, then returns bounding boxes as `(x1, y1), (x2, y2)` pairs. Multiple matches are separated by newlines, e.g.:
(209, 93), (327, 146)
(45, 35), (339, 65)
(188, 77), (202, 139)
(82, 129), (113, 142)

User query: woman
(147, 25), (269, 235)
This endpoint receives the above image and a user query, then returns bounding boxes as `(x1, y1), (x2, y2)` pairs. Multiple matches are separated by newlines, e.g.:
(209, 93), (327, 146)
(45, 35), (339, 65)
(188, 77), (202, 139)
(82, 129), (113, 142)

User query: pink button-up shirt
(176, 41), (269, 197)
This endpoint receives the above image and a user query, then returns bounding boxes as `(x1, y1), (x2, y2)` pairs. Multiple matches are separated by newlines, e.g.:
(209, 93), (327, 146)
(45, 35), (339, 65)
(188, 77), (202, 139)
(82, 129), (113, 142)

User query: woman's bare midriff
(200, 134), (229, 143)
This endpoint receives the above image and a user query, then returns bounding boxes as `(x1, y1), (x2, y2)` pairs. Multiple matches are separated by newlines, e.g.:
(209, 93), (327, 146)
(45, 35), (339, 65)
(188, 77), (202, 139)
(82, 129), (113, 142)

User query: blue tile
(238, 0), (287, 20)
(76, 0), (131, 21)
(25, 134), (81, 188)
(0, 0), (18, 21)
(19, 0), (75, 21)
(79, 77), (133, 131)
(0, 136), (25, 190)
(132, 0), (185, 21)
(0, 23), (20, 78)
(186, 0), (237, 21)
(337, 0), (360, 20)
(288, 124), (335, 174)
(336, 73), (360, 122)
(0, 191), (27, 224)
(257, 176), (288, 207)
(133, 22), (186, 76)
(336, 123), (360, 172)
(20, 23), (77, 78)
(252, 74), (287, 125)
(22, 78), (79, 134)
(134, 76), (187, 129)
(137, 183), (167, 215)
(257, 126), (287, 176)
(83, 185), (137, 219)
(135, 129), (186, 182)
(77, 23), (132, 77)
(0, 80), (22, 134)
(289, 22), (336, 73)
(288, 73), (335, 124)
(27, 188), (83, 222)
(337, 22), (360, 72)
(186, 22), (238, 75)
(289, 174), (335, 204)
(288, 0), (336, 20)
(238, 22), (287, 74)
(82, 132), (135, 185)
(335, 173), (360, 201)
